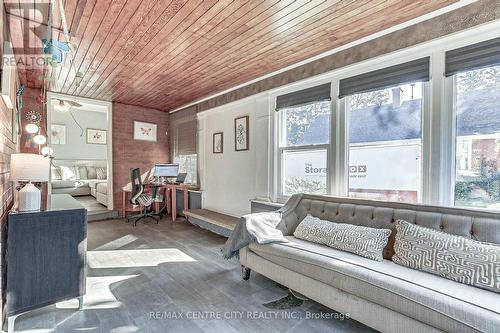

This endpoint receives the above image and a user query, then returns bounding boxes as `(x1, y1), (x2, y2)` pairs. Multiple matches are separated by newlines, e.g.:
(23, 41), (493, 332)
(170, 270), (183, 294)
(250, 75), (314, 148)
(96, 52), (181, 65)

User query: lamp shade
(10, 153), (50, 182)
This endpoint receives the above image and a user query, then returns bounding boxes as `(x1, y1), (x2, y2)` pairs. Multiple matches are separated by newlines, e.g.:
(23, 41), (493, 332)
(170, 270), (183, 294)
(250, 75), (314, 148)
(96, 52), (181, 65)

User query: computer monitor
(154, 163), (179, 177)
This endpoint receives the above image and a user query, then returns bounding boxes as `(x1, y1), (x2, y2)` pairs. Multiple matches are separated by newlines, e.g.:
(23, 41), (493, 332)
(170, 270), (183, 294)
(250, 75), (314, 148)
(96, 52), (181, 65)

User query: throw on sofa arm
(221, 194), (303, 259)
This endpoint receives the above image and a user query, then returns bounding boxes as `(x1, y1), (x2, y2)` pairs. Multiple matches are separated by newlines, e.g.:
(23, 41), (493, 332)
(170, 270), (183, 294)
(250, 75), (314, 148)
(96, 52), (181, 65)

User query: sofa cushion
(294, 215), (390, 261)
(78, 166), (88, 180)
(249, 237), (500, 333)
(393, 220), (500, 293)
(51, 180), (87, 189)
(96, 182), (107, 195)
(87, 167), (97, 179)
(88, 180), (104, 190)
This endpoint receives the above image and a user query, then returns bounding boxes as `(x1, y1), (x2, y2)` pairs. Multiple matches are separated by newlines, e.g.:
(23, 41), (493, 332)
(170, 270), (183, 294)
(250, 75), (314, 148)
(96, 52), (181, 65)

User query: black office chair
(126, 168), (162, 226)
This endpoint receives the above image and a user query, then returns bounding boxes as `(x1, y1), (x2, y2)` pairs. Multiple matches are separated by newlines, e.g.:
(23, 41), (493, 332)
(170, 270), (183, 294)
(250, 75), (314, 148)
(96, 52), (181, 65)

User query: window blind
(276, 83), (331, 110)
(338, 57), (430, 98)
(445, 36), (500, 77)
(170, 105), (197, 156)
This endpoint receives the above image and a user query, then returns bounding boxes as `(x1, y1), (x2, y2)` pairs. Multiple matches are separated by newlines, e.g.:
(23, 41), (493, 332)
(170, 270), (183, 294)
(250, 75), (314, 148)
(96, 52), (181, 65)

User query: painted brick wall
(112, 102), (169, 212)
(0, 2), (19, 222)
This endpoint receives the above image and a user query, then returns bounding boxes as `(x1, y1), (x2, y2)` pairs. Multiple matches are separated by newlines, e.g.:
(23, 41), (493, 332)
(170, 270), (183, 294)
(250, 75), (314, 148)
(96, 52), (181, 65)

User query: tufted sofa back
(277, 194), (500, 259)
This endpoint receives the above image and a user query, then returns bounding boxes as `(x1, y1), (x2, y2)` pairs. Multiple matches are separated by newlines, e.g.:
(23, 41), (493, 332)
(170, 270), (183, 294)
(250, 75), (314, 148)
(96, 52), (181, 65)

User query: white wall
(51, 108), (108, 160)
(198, 95), (271, 217)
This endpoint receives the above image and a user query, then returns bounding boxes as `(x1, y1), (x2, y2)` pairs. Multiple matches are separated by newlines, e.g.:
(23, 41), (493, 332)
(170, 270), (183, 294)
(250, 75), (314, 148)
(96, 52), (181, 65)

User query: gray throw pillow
(393, 220), (500, 293)
(78, 166), (88, 180)
(87, 166), (97, 179)
(293, 214), (333, 245)
(294, 215), (391, 261)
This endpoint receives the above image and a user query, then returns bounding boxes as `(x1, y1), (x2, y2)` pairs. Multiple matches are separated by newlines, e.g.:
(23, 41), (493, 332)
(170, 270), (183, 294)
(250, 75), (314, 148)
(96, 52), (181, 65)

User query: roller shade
(276, 83), (331, 110)
(338, 57), (430, 98)
(445, 37), (500, 77)
(170, 105), (197, 156)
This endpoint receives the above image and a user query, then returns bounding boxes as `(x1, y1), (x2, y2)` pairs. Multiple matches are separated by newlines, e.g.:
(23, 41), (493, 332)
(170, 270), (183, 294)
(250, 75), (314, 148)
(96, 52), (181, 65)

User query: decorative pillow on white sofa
(78, 166), (88, 180)
(59, 166), (78, 180)
(393, 220), (500, 293)
(294, 215), (391, 261)
(96, 167), (107, 180)
(87, 167), (97, 179)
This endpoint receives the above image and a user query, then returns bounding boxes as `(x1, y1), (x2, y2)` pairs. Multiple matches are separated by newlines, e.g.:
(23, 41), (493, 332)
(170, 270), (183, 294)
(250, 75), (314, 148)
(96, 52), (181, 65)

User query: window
(279, 100), (331, 196)
(170, 106), (198, 185)
(174, 154), (197, 185)
(453, 64), (500, 209)
(346, 83), (423, 203)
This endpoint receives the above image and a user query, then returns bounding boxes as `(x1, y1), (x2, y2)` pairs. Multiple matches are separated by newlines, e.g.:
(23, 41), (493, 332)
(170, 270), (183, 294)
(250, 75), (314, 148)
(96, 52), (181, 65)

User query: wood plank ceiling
(5, 0), (459, 111)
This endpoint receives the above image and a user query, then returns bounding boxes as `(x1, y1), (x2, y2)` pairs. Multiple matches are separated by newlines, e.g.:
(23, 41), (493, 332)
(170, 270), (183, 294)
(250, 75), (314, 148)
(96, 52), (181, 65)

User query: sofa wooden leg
(241, 265), (251, 280)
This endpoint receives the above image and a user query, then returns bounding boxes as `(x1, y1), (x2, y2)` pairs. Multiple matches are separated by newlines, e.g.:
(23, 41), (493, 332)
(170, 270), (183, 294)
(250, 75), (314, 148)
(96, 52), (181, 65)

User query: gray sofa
(240, 194), (500, 333)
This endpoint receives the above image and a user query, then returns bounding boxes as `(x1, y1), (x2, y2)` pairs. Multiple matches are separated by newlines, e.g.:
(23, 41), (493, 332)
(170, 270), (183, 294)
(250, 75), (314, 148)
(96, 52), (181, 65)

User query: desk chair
(126, 168), (161, 226)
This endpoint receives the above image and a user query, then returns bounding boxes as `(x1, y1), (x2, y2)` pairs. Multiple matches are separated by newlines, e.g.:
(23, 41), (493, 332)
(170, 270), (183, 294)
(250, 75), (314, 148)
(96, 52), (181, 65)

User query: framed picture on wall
(134, 121), (157, 142)
(51, 124), (66, 144)
(87, 128), (107, 145)
(234, 115), (249, 151)
(213, 132), (223, 153)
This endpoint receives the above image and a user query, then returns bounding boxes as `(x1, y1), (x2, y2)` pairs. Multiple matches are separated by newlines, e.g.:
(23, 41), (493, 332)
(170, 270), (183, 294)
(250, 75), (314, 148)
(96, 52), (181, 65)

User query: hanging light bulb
(53, 99), (71, 112)
(41, 146), (53, 157)
(25, 123), (39, 134)
(34, 134), (47, 145)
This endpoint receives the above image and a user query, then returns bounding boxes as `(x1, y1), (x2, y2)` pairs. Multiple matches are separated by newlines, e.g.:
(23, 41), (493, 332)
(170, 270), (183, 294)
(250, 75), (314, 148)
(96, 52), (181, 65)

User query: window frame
(343, 81), (428, 204)
(449, 65), (500, 209)
(276, 100), (333, 202)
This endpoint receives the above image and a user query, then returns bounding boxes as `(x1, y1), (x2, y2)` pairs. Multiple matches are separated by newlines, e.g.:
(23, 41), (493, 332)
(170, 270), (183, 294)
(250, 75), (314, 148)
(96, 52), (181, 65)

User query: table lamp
(10, 153), (50, 212)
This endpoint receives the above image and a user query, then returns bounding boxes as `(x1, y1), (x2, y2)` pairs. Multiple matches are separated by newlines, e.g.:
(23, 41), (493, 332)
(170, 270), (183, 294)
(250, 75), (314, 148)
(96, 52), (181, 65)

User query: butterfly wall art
(133, 121), (157, 142)
(86, 128), (107, 145)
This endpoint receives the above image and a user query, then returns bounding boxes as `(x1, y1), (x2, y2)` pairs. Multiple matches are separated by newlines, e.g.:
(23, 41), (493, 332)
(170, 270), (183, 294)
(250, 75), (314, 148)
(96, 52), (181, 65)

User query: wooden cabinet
(2, 194), (87, 332)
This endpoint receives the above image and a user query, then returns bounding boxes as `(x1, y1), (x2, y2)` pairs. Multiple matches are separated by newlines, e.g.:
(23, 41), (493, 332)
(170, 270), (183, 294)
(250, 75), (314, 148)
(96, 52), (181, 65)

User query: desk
(121, 183), (194, 222)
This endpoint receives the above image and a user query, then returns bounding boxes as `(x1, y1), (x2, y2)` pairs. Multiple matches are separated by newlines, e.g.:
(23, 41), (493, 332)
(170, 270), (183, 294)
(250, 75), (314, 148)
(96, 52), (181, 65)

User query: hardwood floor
(12, 218), (377, 333)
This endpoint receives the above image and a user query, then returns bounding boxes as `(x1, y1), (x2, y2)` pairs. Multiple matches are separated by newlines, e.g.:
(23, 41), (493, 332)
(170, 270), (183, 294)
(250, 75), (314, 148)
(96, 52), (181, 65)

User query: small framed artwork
(234, 115), (249, 151)
(51, 124), (66, 144)
(87, 128), (107, 145)
(134, 121), (157, 142)
(213, 132), (223, 154)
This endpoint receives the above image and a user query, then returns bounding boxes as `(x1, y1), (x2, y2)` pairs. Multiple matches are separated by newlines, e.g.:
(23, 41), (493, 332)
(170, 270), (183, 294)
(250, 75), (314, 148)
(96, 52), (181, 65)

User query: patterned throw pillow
(393, 220), (500, 293)
(96, 167), (107, 180)
(294, 215), (391, 261)
(293, 215), (334, 245)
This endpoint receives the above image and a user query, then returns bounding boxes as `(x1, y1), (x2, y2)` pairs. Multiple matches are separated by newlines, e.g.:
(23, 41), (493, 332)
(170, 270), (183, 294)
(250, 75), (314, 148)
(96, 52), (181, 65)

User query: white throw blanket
(222, 212), (288, 259)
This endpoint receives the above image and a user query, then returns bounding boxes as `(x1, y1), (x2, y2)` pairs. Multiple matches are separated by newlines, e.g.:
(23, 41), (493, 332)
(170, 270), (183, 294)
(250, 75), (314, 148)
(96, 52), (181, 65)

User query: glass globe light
(41, 146), (53, 156)
(34, 134), (47, 145)
(25, 123), (39, 134)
